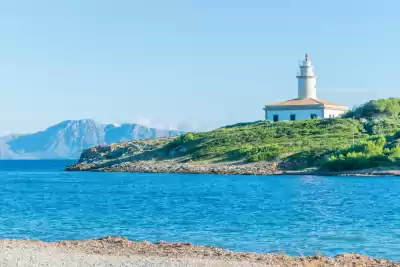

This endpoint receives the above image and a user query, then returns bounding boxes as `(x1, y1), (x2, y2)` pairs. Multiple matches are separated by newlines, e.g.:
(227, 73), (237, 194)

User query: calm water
(0, 160), (399, 260)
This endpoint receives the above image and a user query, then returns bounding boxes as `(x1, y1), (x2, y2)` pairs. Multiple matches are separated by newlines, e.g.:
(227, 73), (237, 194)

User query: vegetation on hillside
(161, 117), (400, 171)
(344, 98), (400, 119)
(164, 119), (362, 162)
(322, 134), (400, 171)
(157, 98), (400, 171)
(79, 98), (400, 172)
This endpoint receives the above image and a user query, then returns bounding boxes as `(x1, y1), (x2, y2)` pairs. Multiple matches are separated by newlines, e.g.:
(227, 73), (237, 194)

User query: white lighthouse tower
(263, 54), (349, 121)
(296, 54), (317, 99)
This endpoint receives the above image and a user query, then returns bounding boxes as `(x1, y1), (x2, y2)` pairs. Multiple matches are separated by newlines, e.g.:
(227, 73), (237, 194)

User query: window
(290, 114), (296, 121)
(273, 114), (279, 122)
(310, 114), (318, 119)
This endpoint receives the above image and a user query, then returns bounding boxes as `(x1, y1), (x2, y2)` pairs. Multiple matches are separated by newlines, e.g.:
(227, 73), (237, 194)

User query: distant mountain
(0, 119), (183, 159)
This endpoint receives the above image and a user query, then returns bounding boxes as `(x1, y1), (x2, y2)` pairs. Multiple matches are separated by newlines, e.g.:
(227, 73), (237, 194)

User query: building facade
(264, 54), (349, 121)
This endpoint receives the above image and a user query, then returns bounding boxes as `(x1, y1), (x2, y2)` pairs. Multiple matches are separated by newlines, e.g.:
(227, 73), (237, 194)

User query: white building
(264, 54), (349, 122)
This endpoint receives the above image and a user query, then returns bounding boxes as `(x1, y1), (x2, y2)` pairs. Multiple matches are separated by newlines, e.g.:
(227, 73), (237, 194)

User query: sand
(0, 236), (398, 267)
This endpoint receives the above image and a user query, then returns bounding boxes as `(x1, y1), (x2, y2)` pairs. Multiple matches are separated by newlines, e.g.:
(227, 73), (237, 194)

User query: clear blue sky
(0, 0), (399, 135)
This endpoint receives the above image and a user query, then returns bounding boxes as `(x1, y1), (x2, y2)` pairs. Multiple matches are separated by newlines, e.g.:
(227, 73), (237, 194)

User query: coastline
(65, 160), (400, 177)
(0, 236), (398, 267)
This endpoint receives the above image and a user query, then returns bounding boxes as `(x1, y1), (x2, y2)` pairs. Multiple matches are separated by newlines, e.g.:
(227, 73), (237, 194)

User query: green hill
(161, 117), (400, 171)
(69, 98), (400, 173)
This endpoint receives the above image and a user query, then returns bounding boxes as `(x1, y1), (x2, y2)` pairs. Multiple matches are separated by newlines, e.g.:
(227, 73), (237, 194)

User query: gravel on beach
(0, 236), (398, 267)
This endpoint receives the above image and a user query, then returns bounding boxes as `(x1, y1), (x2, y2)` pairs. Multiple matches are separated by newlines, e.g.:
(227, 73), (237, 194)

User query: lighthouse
(263, 54), (349, 121)
(297, 54), (317, 99)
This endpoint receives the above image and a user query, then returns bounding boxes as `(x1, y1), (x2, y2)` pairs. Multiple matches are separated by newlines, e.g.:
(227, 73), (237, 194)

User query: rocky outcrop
(66, 137), (285, 175)
(77, 138), (171, 163)
(66, 134), (400, 176)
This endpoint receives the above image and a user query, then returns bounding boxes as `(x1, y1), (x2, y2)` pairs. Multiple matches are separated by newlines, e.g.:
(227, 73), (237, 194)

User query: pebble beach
(0, 236), (398, 267)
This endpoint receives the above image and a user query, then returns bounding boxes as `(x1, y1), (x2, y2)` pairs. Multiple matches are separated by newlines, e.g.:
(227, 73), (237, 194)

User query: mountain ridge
(0, 119), (183, 159)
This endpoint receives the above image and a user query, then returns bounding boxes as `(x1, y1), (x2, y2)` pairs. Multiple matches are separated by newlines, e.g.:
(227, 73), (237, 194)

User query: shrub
(344, 98), (400, 119)
(321, 136), (393, 171)
(388, 145), (400, 161)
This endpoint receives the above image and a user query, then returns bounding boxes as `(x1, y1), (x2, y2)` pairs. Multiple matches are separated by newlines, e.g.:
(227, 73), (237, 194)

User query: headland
(66, 99), (400, 176)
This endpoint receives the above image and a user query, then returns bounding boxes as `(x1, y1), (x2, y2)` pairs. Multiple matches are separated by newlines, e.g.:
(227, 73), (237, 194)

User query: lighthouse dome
(301, 54), (312, 67)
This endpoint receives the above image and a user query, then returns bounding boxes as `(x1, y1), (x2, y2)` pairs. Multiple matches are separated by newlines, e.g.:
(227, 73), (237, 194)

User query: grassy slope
(157, 117), (400, 171)
(77, 118), (400, 172)
(78, 98), (400, 172)
(79, 118), (400, 171)
(163, 119), (362, 161)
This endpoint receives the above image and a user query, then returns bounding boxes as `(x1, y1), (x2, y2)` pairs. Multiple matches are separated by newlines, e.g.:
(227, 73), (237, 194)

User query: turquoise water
(0, 160), (399, 260)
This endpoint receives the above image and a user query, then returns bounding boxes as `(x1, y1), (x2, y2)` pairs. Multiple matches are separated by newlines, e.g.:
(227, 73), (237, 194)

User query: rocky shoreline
(66, 160), (400, 177)
(0, 236), (398, 267)
(65, 136), (400, 176)
(66, 160), (282, 175)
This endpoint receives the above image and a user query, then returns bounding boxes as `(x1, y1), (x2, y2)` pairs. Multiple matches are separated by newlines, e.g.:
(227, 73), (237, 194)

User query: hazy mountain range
(0, 119), (184, 159)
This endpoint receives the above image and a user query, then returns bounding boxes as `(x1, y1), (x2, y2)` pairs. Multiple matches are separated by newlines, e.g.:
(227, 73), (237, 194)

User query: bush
(387, 145), (400, 161)
(344, 98), (400, 119)
(363, 117), (400, 135)
(321, 136), (393, 171)
(229, 145), (282, 162)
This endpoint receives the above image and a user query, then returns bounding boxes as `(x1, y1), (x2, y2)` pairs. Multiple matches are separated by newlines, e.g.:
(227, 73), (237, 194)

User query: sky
(0, 0), (400, 135)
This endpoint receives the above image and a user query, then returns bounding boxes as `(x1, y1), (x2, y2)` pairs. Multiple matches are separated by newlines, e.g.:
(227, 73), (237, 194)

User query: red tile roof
(266, 98), (347, 107)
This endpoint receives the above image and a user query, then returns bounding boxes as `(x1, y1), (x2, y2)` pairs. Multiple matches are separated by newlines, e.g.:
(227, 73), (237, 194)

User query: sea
(0, 160), (399, 260)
